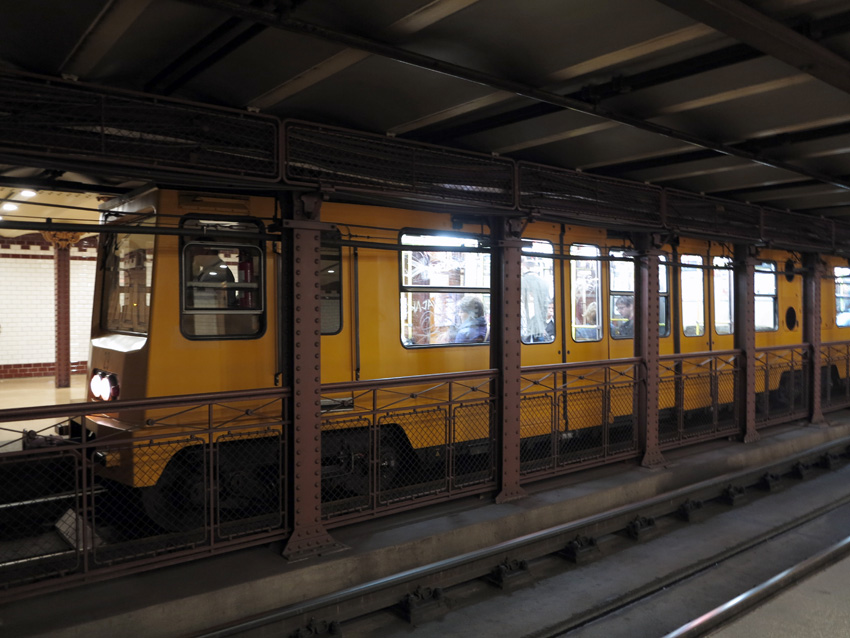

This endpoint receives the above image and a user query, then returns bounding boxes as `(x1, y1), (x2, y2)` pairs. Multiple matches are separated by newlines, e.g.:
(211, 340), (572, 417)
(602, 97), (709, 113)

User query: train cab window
(571, 244), (601, 342)
(521, 240), (555, 344)
(609, 250), (634, 339)
(835, 266), (850, 328)
(713, 256), (734, 335)
(754, 261), (778, 332)
(102, 226), (154, 334)
(320, 233), (342, 335)
(681, 255), (706, 337)
(400, 232), (490, 346)
(180, 218), (265, 339)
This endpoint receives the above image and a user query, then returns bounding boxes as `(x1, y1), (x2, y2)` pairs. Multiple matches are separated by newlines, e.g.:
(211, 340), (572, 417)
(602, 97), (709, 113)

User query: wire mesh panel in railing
(518, 363), (639, 481)
(519, 394), (556, 475)
(0, 449), (81, 590)
(215, 429), (284, 540)
(320, 373), (496, 522)
(377, 409), (448, 505)
(451, 401), (495, 489)
(821, 343), (850, 411)
(91, 436), (210, 568)
(755, 348), (810, 426)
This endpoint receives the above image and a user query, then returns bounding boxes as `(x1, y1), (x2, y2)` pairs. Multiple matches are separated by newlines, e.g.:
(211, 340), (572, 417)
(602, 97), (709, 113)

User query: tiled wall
(0, 234), (97, 378)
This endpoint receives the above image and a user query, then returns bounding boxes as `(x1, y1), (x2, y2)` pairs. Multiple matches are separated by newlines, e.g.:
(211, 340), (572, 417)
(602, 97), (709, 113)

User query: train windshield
(102, 224), (155, 335)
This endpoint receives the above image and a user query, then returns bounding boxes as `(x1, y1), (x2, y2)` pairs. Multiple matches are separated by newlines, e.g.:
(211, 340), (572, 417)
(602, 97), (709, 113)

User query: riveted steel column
(282, 194), (341, 560)
(734, 245), (759, 442)
(42, 232), (81, 388)
(636, 234), (663, 467)
(494, 218), (526, 503)
(804, 253), (825, 426)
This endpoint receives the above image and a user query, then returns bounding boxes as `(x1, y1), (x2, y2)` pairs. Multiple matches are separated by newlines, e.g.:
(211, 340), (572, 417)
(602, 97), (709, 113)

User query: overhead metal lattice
(0, 73), (280, 181)
(517, 162), (662, 230)
(665, 192), (763, 244)
(284, 120), (516, 209)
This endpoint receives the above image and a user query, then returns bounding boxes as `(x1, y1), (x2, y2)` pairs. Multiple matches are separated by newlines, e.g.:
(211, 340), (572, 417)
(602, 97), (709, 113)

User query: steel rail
(664, 534), (850, 638)
(191, 435), (850, 638)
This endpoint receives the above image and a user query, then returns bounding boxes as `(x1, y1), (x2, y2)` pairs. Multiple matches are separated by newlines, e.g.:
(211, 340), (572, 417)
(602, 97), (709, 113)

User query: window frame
(100, 214), (155, 336)
(570, 243), (603, 343)
(680, 254), (706, 337)
(398, 229), (491, 348)
(521, 238), (555, 345)
(712, 256), (735, 335)
(178, 216), (267, 341)
(754, 260), (778, 332)
(836, 266), (850, 328)
(608, 249), (635, 341)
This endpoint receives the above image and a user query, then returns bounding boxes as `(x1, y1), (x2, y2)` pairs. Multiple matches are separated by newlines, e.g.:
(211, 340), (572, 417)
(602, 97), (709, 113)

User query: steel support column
(636, 234), (663, 466)
(282, 194), (342, 560)
(493, 218), (526, 503)
(804, 253), (825, 426)
(42, 232), (81, 388)
(734, 244), (759, 442)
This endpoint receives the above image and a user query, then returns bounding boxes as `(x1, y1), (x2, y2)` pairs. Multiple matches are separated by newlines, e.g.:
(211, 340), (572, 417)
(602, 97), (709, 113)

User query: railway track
(190, 436), (850, 638)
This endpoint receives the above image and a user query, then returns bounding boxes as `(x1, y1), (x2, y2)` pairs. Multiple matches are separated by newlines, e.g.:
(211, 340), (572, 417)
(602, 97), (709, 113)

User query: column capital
(41, 231), (83, 249)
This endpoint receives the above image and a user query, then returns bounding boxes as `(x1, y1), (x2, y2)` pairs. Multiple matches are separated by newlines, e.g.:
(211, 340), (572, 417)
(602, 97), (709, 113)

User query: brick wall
(0, 234), (97, 379)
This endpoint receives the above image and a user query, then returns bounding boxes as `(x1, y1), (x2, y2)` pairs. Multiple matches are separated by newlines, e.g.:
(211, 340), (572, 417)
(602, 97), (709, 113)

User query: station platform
(2, 409), (850, 637)
(710, 552), (850, 637)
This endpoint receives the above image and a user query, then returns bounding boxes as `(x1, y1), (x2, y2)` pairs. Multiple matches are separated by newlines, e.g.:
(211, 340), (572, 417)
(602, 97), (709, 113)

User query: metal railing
(0, 388), (290, 597)
(659, 351), (739, 448)
(754, 345), (810, 427)
(821, 342), (850, 412)
(518, 360), (640, 479)
(319, 371), (498, 523)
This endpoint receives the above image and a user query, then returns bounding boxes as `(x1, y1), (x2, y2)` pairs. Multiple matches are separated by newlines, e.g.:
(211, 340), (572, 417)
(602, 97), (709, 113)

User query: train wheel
(141, 447), (207, 532)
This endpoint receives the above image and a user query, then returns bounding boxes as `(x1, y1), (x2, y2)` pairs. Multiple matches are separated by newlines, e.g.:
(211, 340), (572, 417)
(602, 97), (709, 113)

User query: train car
(80, 188), (814, 530)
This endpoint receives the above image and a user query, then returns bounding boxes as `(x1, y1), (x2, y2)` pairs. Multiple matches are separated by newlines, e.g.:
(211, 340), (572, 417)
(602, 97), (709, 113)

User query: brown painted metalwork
(494, 219), (526, 503)
(281, 195), (341, 560)
(517, 360), (641, 480)
(754, 345), (810, 428)
(635, 234), (663, 467)
(658, 351), (740, 448)
(804, 254), (825, 425)
(0, 387), (290, 600)
(735, 245), (759, 442)
(319, 371), (498, 524)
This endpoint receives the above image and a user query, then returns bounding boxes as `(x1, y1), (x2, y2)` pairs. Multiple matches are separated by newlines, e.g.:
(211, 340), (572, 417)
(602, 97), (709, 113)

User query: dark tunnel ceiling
(4, 0), (850, 217)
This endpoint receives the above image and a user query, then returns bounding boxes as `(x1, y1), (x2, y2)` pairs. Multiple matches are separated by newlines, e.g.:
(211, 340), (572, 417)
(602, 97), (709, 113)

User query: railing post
(635, 234), (663, 466)
(282, 194), (343, 560)
(493, 218), (526, 503)
(734, 245), (759, 442)
(804, 253), (826, 426)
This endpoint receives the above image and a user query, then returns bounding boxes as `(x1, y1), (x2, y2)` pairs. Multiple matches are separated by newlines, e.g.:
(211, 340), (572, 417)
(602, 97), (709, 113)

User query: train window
(400, 233), (490, 346)
(571, 244), (601, 342)
(681, 255), (706, 336)
(102, 228), (154, 334)
(835, 266), (850, 328)
(609, 250), (634, 339)
(754, 261), (778, 332)
(521, 240), (555, 344)
(182, 242), (264, 338)
(659, 255), (670, 337)
(713, 256), (734, 335)
(320, 233), (342, 335)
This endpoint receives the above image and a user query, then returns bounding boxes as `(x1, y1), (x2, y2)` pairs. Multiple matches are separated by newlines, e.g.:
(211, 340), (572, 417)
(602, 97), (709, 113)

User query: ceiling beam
(60, 0), (154, 78)
(655, 0), (850, 94)
(182, 0), (850, 192)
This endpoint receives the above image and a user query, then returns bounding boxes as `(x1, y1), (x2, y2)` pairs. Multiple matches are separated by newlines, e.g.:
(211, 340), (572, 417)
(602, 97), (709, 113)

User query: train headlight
(90, 370), (119, 401)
